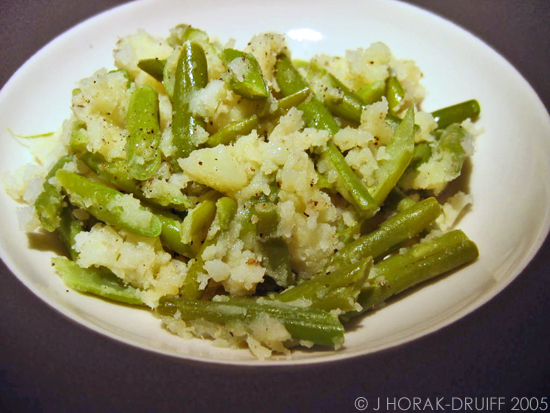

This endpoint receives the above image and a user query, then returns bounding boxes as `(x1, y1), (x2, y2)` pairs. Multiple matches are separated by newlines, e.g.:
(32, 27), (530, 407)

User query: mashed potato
(4, 24), (480, 359)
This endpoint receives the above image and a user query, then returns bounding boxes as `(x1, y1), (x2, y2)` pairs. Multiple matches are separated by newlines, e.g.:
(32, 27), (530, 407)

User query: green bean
(180, 199), (217, 256)
(213, 197), (239, 233)
(83, 150), (190, 209)
(402, 123), (468, 193)
(325, 141), (379, 214)
(221, 48), (269, 100)
(57, 205), (85, 261)
(155, 197), (238, 259)
(53, 257), (143, 306)
(261, 238), (294, 287)
(276, 257), (371, 312)
(352, 230), (478, 315)
(432, 99), (480, 129)
(292, 59), (309, 69)
(71, 128), (141, 193)
(156, 295), (345, 348)
(148, 209), (192, 258)
(169, 24), (211, 47)
(305, 62), (365, 123)
(254, 202), (294, 287)
(109, 69), (132, 88)
(254, 202), (279, 239)
(356, 80), (385, 105)
(385, 187), (418, 213)
(399, 142), (433, 188)
(126, 85), (162, 181)
(56, 169), (162, 237)
(305, 65), (416, 134)
(206, 115), (259, 147)
(385, 113), (404, 129)
(438, 124), (468, 171)
(171, 41), (208, 166)
(34, 156), (72, 232)
(54, 203), (144, 305)
(256, 87), (312, 119)
(370, 106), (415, 205)
(385, 113), (420, 133)
(299, 99), (341, 134)
(178, 257), (206, 300)
(235, 197), (293, 287)
(137, 58), (166, 82)
(335, 218), (363, 245)
(274, 87), (311, 114)
(78, 153), (138, 193)
(275, 54), (310, 96)
(180, 197), (237, 299)
(329, 197), (441, 269)
(385, 76), (405, 114)
(411, 142), (432, 165)
(275, 55), (378, 215)
(71, 129), (192, 210)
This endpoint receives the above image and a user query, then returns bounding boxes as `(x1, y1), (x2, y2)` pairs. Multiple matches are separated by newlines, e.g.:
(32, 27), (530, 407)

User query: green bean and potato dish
(5, 25), (481, 358)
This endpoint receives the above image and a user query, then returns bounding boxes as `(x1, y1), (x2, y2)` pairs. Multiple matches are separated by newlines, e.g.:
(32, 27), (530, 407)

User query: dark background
(1, 0), (549, 411)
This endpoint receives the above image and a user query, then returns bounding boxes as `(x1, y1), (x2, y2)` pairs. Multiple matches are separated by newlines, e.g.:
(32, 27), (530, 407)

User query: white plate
(1, 0), (549, 365)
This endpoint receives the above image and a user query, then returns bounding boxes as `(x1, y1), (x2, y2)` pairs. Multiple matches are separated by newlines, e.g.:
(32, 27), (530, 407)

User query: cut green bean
(356, 80), (385, 105)
(137, 58), (166, 82)
(71, 129), (192, 210)
(275, 54), (310, 96)
(171, 41), (208, 166)
(385, 76), (405, 114)
(34, 156), (72, 232)
(254, 202), (279, 239)
(399, 142), (433, 189)
(56, 169), (162, 237)
(438, 123), (468, 175)
(156, 295), (345, 348)
(324, 141), (379, 214)
(180, 199), (217, 257)
(305, 62), (366, 123)
(169, 25), (211, 47)
(76, 152), (139, 194)
(212, 197), (238, 233)
(275, 55), (378, 214)
(109, 69), (132, 88)
(257, 87), (312, 119)
(432, 99), (480, 129)
(385, 113), (420, 133)
(276, 257), (371, 312)
(150, 209), (192, 258)
(329, 197), (441, 269)
(221, 48), (269, 100)
(292, 59), (309, 69)
(261, 238), (294, 287)
(352, 230), (478, 314)
(53, 257), (143, 306)
(274, 87), (311, 114)
(335, 218), (363, 245)
(370, 106), (415, 205)
(386, 187), (418, 213)
(126, 85), (162, 180)
(180, 197), (237, 299)
(254, 202), (293, 287)
(400, 123), (470, 194)
(54, 204), (144, 305)
(57, 206), (85, 261)
(206, 114), (259, 147)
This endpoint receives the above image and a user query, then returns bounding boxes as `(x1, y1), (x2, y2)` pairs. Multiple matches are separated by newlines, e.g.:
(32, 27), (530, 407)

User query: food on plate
(4, 24), (481, 358)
